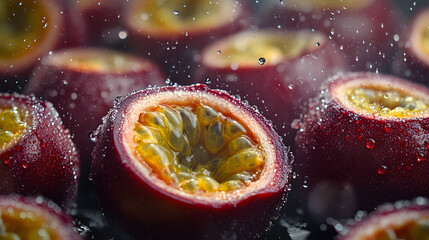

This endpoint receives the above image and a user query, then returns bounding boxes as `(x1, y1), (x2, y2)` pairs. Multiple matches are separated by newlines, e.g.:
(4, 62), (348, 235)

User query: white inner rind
(410, 9), (429, 65)
(48, 48), (151, 74)
(125, 0), (240, 37)
(334, 77), (429, 119)
(346, 210), (429, 240)
(202, 30), (325, 69)
(119, 90), (281, 206)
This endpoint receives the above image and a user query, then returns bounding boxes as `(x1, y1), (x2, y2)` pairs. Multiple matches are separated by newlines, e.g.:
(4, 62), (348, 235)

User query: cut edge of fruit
(202, 30), (326, 69)
(0, 0), (63, 72)
(46, 48), (152, 74)
(125, 0), (242, 38)
(118, 87), (285, 206)
(333, 77), (429, 120)
(410, 8), (429, 65)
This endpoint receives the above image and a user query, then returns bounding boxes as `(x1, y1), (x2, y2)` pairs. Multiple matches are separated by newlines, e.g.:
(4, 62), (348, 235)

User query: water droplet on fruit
(316, 42), (320, 47)
(89, 131), (97, 142)
(365, 139), (375, 149)
(417, 155), (425, 162)
(22, 162), (29, 169)
(173, 10), (179, 15)
(377, 166), (387, 175)
(258, 57), (266, 65)
(217, 50), (221, 54)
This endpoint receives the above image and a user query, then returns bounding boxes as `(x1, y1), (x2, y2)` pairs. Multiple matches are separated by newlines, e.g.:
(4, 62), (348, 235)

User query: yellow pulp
(0, 0), (50, 60)
(65, 53), (136, 72)
(363, 218), (429, 240)
(287, 0), (370, 9)
(0, 207), (57, 240)
(346, 87), (429, 118)
(423, 26), (429, 54)
(133, 104), (265, 193)
(0, 107), (27, 150)
(221, 34), (317, 66)
(137, 0), (221, 31)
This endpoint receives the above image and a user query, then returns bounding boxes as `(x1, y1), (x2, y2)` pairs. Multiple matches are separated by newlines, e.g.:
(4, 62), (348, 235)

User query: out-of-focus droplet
(365, 139), (375, 149)
(258, 57), (265, 65)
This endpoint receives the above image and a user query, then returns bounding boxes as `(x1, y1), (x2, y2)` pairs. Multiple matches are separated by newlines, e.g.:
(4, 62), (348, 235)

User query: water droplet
(217, 50), (221, 54)
(22, 162), (29, 169)
(288, 84), (294, 90)
(258, 57), (266, 65)
(377, 166), (387, 175)
(316, 42), (320, 47)
(365, 139), (375, 149)
(173, 10), (179, 15)
(280, 0), (284, 4)
(89, 131), (97, 142)
(357, 134), (364, 140)
(417, 155), (425, 162)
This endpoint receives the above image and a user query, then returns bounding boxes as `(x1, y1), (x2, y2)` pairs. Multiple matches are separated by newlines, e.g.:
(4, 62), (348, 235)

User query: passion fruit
(0, 0), (85, 92)
(123, 0), (250, 84)
(258, 0), (398, 72)
(194, 29), (348, 146)
(294, 72), (429, 213)
(0, 195), (81, 240)
(91, 84), (293, 239)
(393, 7), (429, 85)
(0, 93), (80, 210)
(337, 197), (429, 240)
(25, 48), (165, 174)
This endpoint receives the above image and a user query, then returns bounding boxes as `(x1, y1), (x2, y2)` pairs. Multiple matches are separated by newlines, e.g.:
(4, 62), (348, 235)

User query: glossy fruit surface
(0, 93), (80, 210)
(123, 0), (249, 83)
(258, 0), (398, 72)
(25, 48), (165, 173)
(337, 197), (429, 240)
(393, 7), (429, 85)
(0, 0), (84, 92)
(91, 84), (293, 239)
(195, 29), (348, 146)
(0, 195), (81, 240)
(295, 72), (429, 212)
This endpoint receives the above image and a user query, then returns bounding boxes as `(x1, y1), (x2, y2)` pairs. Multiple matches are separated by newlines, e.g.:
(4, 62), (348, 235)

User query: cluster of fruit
(0, 0), (428, 239)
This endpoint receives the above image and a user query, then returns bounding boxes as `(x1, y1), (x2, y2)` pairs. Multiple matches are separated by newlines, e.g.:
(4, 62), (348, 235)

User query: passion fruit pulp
(337, 198), (429, 240)
(91, 84), (293, 239)
(25, 48), (165, 175)
(295, 72), (429, 214)
(123, 0), (249, 83)
(0, 0), (84, 92)
(194, 29), (348, 146)
(0, 93), (80, 210)
(0, 195), (80, 240)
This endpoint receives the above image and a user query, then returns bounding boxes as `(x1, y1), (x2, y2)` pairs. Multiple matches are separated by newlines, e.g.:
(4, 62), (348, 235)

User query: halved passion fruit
(194, 30), (348, 146)
(0, 93), (80, 210)
(123, 0), (249, 83)
(258, 0), (398, 72)
(0, 0), (84, 92)
(393, 7), (429, 85)
(91, 84), (293, 239)
(25, 48), (165, 175)
(0, 195), (81, 240)
(294, 72), (429, 213)
(337, 198), (429, 240)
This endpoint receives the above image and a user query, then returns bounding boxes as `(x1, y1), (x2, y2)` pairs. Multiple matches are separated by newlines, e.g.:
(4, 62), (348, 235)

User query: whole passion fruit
(258, 0), (398, 72)
(0, 0), (84, 92)
(123, 0), (249, 84)
(25, 48), (165, 174)
(295, 72), (429, 214)
(393, 7), (429, 85)
(194, 29), (348, 146)
(0, 93), (80, 210)
(0, 195), (81, 240)
(337, 197), (429, 240)
(91, 84), (293, 239)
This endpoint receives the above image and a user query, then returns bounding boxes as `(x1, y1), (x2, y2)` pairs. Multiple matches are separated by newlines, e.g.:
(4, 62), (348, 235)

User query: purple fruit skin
(24, 49), (166, 173)
(194, 31), (348, 147)
(295, 72), (429, 211)
(91, 84), (293, 239)
(336, 198), (429, 240)
(0, 94), (80, 210)
(0, 195), (82, 240)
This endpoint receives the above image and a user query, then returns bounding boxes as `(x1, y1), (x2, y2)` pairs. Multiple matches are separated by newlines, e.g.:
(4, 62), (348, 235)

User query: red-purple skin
(0, 0), (85, 92)
(91, 84), (293, 239)
(24, 48), (166, 174)
(194, 30), (348, 147)
(257, 0), (398, 72)
(294, 72), (429, 211)
(336, 198), (429, 240)
(0, 195), (82, 240)
(393, 7), (429, 86)
(0, 94), (80, 210)
(123, 1), (250, 84)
